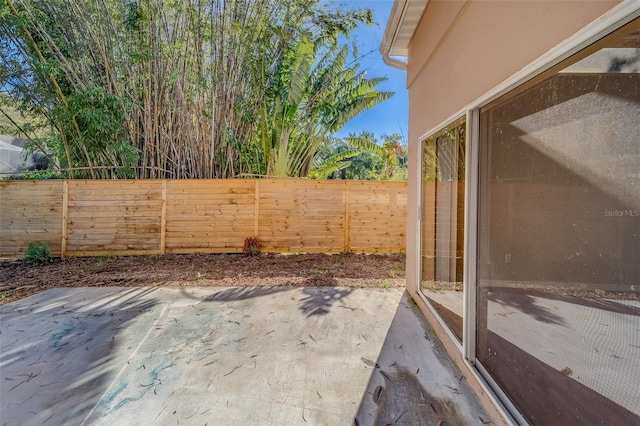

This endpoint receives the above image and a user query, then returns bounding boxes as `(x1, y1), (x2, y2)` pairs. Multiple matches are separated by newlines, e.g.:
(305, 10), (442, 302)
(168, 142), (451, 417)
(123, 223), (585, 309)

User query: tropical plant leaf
(309, 149), (360, 179)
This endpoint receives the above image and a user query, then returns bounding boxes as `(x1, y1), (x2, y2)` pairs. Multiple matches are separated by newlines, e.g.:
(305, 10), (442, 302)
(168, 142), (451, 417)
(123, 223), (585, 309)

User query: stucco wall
(404, 0), (621, 297)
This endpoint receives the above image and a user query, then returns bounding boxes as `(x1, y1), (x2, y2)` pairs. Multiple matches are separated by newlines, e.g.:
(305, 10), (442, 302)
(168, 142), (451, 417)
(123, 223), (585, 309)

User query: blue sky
(333, 1), (408, 142)
(1, 1), (407, 143)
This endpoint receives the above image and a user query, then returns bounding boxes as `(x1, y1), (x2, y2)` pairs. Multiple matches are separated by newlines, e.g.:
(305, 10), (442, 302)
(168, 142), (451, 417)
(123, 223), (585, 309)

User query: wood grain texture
(0, 179), (407, 256)
(0, 181), (64, 256)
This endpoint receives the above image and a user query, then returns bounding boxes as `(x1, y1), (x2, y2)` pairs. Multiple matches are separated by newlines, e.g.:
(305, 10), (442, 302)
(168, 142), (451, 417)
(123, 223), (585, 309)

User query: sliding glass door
(476, 18), (640, 425)
(420, 118), (466, 342)
(418, 15), (639, 425)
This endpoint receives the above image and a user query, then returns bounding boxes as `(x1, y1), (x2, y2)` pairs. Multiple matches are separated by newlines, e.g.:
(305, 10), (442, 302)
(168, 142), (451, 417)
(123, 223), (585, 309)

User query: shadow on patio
(197, 283), (354, 317)
(353, 291), (490, 425)
(1, 287), (493, 425)
(0, 287), (160, 425)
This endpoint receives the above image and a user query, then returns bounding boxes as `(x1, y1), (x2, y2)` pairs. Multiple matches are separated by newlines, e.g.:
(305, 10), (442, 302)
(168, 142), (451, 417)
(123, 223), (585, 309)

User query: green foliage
(423, 121), (465, 182)
(50, 88), (138, 178)
(310, 131), (407, 180)
(308, 147), (363, 179)
(0, 95), (53, 175)
(18, 170), (63, 180)
(1, 0), (390, 179)
(422, 280), (440, 291)
(379, 279), (393, 289)
(0, 95), (46, 137)
(243, 236), (261, 256)
(258, 28), (392, 177)
(25, 241), (51, 265)
(387, 262), (405, 278)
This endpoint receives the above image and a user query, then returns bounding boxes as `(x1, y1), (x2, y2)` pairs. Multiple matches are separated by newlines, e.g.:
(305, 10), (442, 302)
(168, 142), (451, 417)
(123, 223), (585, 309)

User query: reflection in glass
(421, 118), (465, 342)
(477, 18), (640, 425)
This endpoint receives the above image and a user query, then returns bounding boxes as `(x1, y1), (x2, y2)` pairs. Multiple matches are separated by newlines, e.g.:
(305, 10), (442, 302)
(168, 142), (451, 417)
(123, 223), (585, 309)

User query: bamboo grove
(0, 0), (392, 178)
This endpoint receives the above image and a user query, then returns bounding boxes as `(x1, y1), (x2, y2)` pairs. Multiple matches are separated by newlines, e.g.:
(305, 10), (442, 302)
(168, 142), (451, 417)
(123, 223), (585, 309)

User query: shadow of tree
(354, 291), (490, 425)
(488, 288), (567, 326)
(298, 285), (353, 317)
(489, 286), (640, 327)
(522, 289), (640, 317)
(180, 282), (354, 317)
(0, 287), (158, 425)
(201, 286), (292, 302)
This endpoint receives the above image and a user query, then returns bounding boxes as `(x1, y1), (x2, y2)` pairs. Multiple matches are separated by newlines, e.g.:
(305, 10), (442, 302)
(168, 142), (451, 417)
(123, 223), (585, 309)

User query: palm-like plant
(308, 131), (384, 179)
(381, 134), (403, 177)
(1, 0), (385, 179)
(259, 32), (392, 177)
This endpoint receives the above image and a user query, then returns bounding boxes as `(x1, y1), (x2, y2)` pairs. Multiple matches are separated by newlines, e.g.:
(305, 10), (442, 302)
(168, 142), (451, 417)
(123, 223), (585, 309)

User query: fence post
(344, 180), (350, 252)
(160, 179), (167, 254)
(61, 180), (69, 258)
(254, 180), (260, 237)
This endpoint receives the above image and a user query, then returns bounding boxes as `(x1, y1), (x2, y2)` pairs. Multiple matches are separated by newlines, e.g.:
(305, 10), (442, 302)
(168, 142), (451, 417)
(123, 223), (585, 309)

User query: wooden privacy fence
(0, 179), (407, 257)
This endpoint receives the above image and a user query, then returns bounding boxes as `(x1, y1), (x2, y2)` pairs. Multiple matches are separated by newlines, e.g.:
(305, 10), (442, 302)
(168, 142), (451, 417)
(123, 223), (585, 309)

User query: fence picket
(0, 179), (407, 256)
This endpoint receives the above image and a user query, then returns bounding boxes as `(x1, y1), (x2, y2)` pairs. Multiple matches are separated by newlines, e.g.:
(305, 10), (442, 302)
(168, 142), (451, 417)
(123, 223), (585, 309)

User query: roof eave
(380, 0), (429, 71)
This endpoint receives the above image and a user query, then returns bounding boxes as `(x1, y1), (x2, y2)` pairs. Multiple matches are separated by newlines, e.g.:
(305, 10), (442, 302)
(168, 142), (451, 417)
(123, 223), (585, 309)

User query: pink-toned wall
(407, 0), (621, 135)
(402, 4), (622, 419)
(405, 0), (621, 299)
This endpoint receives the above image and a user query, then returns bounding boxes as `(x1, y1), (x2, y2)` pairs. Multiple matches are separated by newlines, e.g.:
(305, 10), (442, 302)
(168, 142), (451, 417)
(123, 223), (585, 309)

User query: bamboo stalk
(6, 0), (74, 174)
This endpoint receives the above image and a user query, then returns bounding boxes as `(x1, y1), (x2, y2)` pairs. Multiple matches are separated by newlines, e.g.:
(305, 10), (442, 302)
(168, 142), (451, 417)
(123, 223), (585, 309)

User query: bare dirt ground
(0, 253), (406, 305)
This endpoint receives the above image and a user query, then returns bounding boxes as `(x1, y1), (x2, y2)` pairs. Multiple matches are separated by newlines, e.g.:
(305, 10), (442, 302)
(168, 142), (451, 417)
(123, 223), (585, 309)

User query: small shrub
(20, 170), (63, 180)
(422, 280), (439, 291)
(332, 251), (349, 264)
(25, 241), (51, 265)
(387, 262), (405, 278)
(243, 236), (261, 256)
(379, 279), (393, 289)
(93, 256), (109, 269)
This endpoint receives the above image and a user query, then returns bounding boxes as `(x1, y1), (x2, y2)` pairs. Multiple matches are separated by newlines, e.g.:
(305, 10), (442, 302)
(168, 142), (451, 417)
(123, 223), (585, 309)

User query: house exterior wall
(404, 0), (621, 306)
(401, 1), (632, 423)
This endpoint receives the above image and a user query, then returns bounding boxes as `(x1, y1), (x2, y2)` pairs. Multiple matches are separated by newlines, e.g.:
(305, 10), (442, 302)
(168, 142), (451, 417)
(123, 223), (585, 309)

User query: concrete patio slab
(1, 287), (491, 425)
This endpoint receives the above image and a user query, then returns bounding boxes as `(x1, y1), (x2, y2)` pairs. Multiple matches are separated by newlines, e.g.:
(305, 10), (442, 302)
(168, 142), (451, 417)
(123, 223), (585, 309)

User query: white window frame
(417, 113), (467, 353)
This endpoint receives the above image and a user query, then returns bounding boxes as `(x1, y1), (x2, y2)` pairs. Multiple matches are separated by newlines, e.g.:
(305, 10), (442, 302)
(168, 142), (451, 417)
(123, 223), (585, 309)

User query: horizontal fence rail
(0, 179), (407, 257)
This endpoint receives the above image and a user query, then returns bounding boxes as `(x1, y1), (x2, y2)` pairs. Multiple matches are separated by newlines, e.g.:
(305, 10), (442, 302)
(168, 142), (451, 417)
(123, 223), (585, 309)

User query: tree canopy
(310, 131), (407, 181)
(0, 0), (393, 179)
